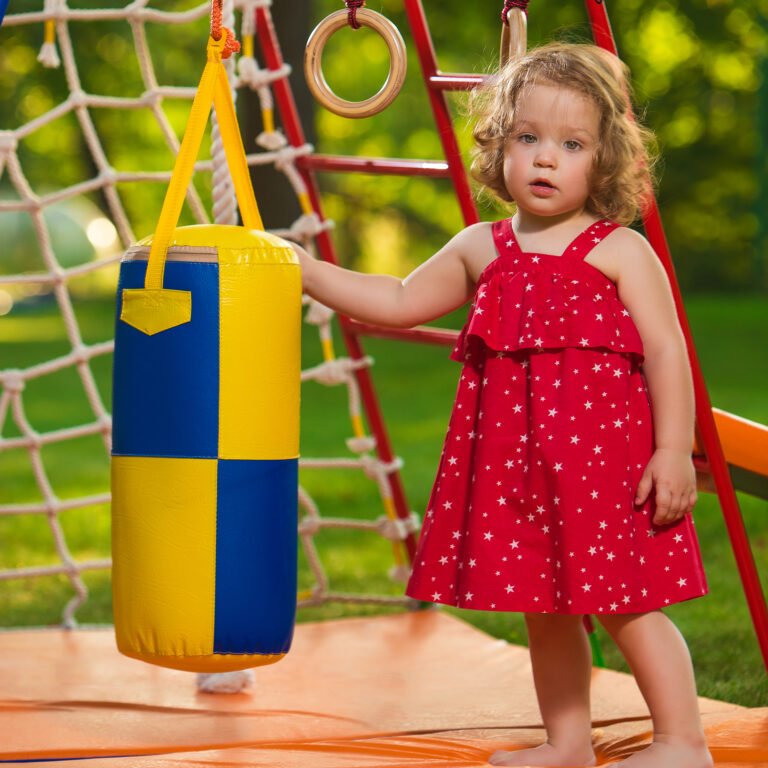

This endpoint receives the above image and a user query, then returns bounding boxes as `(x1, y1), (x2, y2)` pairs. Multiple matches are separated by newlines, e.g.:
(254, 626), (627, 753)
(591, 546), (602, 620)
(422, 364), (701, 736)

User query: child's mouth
(531, 182), (556, 195)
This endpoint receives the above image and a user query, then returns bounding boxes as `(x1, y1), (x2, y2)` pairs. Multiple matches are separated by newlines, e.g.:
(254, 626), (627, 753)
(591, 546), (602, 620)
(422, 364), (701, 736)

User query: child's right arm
(292, 223), (488, 328)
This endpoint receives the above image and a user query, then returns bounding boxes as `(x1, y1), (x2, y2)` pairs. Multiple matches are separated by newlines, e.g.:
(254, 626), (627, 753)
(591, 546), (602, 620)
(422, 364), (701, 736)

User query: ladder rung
(346, 320), (458, 347)
(298, 155), (451, 177)
(428, 73), (486, 91)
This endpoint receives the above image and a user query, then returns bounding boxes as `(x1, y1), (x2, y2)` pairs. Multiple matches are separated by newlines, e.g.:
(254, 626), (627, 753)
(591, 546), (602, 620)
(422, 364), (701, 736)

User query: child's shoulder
(605, 224), (651, 248)
(449, 222), (497, 282)
(591, 223), (658, 284)
(454, 220), (496, 247)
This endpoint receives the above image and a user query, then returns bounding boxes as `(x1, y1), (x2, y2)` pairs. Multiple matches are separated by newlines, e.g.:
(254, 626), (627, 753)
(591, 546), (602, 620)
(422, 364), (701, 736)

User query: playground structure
(0, 0), (767, 763)
(0, 0), (422, 627)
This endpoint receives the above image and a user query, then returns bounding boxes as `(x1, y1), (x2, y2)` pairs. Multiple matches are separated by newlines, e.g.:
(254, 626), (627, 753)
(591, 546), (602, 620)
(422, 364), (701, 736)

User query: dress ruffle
(451, 255), (644, 363)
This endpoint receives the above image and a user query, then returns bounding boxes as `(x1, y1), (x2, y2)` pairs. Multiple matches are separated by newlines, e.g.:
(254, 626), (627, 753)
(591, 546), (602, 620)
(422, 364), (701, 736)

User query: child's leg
(597, 610), (713, 768)
(489, 613), (596, 767)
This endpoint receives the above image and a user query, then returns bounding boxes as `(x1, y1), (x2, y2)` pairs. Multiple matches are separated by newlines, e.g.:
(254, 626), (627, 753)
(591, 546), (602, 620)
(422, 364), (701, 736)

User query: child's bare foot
(488, 742), (596, 766)
(615, 738), (713, 768)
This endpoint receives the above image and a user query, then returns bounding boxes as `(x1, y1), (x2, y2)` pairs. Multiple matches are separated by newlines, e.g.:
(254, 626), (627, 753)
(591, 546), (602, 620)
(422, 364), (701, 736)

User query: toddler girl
(294, 42), (711, 768)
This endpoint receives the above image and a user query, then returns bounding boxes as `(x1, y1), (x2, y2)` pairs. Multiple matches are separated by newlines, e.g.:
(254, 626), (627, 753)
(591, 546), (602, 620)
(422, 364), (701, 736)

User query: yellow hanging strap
(122, 29), (263, 336)
(144, 30), (263, 292)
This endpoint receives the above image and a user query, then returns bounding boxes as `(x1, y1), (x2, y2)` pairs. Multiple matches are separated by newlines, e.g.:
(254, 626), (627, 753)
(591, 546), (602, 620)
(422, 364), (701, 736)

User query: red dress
(406, 218), (708, 614)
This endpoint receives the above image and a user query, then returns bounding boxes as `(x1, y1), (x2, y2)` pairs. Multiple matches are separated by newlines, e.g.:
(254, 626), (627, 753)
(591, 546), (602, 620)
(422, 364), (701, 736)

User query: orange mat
(1, 611), (766, 765)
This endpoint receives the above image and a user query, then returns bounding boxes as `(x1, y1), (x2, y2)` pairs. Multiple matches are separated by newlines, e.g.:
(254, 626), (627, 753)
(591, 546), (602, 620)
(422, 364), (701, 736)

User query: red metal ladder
(255, 0), (768, 671)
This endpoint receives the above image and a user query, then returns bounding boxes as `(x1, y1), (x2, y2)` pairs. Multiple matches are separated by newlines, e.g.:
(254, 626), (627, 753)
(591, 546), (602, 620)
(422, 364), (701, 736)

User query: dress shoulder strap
(491, 217), (521, 256)
(563, 219), (620, 261)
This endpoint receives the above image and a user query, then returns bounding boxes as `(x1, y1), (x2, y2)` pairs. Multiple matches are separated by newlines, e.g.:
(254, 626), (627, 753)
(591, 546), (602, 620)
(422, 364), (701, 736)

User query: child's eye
(519, 134), (536, 144)
(565, 140), (582, 150)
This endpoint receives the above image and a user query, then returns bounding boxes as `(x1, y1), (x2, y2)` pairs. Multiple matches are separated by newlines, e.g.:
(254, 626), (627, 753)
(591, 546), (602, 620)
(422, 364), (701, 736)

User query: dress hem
(405, 588), (709, 615)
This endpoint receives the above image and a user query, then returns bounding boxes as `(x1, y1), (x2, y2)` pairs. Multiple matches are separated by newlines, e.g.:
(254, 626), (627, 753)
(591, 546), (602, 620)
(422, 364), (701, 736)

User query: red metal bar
(347, 320), (458, 347)
(298, 155), (451, 177)
(402, 0), (479, 226)
(429, 73), (487, 91)
(585, 0), (768, 672)
(255, 6), (417, 560)
(583, 0), (616, 51)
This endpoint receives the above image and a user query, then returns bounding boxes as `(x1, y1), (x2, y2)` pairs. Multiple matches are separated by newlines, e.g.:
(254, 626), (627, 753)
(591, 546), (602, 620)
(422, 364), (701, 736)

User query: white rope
(4, 4), (213, 27)
(130, 15), (209, 226)
(37, 0), (62, 68)
(0, 494), (111, 518)
(301, 356), (372, 386)
(211, 0), (238, 226)
(240, 61), (291, 93)
(0, 1), (417, 625)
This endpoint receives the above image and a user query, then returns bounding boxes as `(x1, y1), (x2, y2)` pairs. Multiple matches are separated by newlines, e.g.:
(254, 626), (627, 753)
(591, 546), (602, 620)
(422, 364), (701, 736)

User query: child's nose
(534, 139), (557, 168)
(534, 148), (556, 167)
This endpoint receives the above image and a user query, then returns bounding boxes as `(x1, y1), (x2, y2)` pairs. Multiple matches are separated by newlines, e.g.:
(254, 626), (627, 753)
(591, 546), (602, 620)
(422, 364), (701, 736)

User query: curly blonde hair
(470, 42), (659, 226)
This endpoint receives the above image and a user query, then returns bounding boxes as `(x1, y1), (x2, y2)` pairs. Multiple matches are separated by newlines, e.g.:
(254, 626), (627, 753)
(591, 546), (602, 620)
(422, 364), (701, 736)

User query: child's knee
(524, 612), (584, 635)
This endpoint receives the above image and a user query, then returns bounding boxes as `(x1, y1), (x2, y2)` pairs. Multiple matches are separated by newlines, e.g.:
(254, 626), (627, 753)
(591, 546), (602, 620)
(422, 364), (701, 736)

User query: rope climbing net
(0, 0), (419, 627)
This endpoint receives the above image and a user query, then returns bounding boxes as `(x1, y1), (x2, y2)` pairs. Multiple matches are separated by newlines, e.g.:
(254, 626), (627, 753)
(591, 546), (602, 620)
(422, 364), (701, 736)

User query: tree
(1, 0), (766, 292)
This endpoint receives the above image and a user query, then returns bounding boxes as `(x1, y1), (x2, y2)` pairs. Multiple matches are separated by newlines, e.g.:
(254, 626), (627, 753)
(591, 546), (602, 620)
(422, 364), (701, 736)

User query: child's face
(502, 82), (600, 219)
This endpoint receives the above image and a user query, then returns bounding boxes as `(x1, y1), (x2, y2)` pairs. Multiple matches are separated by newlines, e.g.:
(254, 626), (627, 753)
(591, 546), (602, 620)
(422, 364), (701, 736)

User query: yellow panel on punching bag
(219, 252), (301, 461)
(112, 455), (218, 661)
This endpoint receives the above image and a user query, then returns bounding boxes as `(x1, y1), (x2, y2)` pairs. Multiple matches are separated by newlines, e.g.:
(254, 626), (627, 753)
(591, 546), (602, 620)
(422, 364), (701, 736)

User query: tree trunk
(239, 0), (316, 231)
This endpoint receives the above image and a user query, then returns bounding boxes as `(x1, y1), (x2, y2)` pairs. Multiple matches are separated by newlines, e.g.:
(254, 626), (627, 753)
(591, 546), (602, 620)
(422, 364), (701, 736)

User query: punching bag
(110, 30), (300, 672)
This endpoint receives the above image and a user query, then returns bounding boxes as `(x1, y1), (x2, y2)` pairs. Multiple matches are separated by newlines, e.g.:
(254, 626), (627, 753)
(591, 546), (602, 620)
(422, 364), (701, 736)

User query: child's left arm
(613, 229), (697, 527)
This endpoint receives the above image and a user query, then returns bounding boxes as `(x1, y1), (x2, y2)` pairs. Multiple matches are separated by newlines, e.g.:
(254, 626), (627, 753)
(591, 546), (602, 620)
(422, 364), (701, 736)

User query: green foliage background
(1, 1), (767, 291)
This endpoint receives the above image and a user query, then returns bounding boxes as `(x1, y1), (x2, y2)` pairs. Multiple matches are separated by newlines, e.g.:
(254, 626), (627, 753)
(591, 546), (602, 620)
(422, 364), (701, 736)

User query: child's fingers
(669, 491), (686, 521)
(634, 472), (653, 505)
(654, 488), (688, 525)
(672, 487), (697, 519)
(655, 486), (699, 526)
(652, 484), (673, 524)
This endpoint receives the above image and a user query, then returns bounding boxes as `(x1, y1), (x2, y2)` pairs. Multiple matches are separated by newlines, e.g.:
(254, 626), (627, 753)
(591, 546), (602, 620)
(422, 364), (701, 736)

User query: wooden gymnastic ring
(304, 8), (407, 119)
(500, 7), (527, 68)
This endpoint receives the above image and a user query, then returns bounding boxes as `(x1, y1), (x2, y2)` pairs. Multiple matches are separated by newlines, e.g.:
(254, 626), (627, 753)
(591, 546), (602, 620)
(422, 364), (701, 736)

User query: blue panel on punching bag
(213, 458), (299, 655)
(112, 260), (220, 459)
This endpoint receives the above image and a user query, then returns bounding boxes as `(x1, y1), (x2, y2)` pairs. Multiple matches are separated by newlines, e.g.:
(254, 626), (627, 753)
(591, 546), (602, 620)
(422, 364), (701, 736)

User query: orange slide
(1, 611), (766, 766)
(695, 408), (768, 499)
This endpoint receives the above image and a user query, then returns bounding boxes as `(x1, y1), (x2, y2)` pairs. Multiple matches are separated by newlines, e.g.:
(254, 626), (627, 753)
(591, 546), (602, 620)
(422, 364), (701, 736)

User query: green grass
(0, 294), (766, 706)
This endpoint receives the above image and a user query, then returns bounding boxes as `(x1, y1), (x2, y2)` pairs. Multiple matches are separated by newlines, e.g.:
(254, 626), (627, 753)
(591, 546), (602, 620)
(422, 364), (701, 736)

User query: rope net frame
(0, 0), (419, 628)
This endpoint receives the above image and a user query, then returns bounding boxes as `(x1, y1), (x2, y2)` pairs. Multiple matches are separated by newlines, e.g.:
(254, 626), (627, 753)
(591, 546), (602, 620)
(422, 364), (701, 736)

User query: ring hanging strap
(144, 29), (263, 291)
(500, 0), (529, 67)
(345, 0), (364, 29)
(501, 0), (529, 24)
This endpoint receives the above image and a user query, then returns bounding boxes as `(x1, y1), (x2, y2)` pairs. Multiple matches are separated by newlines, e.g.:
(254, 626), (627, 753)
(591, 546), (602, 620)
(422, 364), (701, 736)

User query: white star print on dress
(406, 217), (708, 615)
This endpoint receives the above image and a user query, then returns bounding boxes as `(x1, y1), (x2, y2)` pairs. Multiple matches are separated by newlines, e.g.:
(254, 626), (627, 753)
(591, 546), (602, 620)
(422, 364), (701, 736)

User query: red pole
(402, 0), (480, 226)
(255, 6), (417, 559)
(585, 0), (768, 672)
